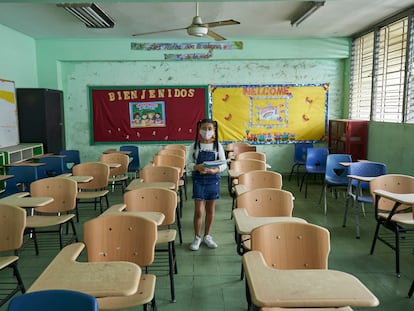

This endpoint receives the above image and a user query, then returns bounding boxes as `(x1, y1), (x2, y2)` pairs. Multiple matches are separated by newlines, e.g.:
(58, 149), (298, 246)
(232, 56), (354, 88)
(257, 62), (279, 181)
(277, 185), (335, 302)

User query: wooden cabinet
(17, 88), (65, 154)
(328, 119), (368, 160)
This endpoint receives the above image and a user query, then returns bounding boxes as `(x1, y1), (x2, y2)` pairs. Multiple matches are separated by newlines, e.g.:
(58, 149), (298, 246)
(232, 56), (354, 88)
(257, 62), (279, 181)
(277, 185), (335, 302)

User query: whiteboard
(0, 79), (19, 147)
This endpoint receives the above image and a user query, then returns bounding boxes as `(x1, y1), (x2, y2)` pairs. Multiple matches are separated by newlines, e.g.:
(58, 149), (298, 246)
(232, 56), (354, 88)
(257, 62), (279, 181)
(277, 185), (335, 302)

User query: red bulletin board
(89, 86), (208, 143)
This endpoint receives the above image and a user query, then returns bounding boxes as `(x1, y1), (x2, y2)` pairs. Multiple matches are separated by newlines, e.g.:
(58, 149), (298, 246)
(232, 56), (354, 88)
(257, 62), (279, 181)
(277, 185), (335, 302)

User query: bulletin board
(209, 83), (329, 144)
(89, 86), (208, 143)
(0, 79), (19, 147)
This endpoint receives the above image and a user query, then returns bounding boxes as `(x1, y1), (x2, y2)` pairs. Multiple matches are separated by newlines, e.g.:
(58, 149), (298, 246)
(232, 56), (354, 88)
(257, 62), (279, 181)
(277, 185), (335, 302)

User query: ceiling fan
(132, 2), (240, 41)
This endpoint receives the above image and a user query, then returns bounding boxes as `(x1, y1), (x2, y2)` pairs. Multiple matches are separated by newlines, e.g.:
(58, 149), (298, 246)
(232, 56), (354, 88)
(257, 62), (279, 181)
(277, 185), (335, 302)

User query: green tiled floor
(1, 173), (414, 310)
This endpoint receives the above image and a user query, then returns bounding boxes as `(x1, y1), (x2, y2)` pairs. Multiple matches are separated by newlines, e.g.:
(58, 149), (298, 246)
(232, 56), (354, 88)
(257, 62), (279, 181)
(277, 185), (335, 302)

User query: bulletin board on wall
(209, 83), (329, 144)
(89, 85), (208, 143)
(0, 79), (19, 147)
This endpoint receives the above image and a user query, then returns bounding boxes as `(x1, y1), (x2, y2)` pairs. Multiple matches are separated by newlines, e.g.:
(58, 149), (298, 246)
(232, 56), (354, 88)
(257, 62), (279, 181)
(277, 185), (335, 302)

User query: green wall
(368, 121), (414, 175)
(34, 37), (350, 172)
(0, 24), (37, 87)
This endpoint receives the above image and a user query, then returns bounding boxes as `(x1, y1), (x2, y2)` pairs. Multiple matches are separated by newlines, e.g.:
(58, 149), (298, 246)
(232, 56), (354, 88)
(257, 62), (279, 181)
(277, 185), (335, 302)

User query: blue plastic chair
(120, 145), (140, 178)
(38, 156), (65, 177)
(320, 154), (352, 215)
(7, 290), (98, 311)
(343, 161), (387, 238)
(0, 166), (38, 197)
(299, 147), (329, 198)
(289, 143), (313, 186)
(59, 150), (81, 173)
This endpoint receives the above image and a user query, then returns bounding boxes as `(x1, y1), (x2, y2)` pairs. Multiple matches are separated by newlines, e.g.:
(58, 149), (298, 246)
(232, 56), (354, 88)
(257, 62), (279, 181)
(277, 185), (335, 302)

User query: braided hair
(193, 118), (219, 160)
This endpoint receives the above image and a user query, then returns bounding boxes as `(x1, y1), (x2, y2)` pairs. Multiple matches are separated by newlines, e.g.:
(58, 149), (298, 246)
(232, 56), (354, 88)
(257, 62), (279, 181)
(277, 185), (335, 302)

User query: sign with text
(210, 84), (329, 143)
(90, 86), (207, 143)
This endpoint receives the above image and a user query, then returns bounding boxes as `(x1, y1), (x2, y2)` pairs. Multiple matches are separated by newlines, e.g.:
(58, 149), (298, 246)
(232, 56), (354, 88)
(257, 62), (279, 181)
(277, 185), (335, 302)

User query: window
(349, 32), (374, 120)
(405, 15), (414, 123)
(373, 18), (408, 122)
(350, 12), (414, 123)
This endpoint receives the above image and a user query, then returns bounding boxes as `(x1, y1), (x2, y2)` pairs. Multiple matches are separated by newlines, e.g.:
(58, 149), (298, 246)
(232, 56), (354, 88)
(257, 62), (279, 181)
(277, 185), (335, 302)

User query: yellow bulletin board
(209, 83), (329, 144)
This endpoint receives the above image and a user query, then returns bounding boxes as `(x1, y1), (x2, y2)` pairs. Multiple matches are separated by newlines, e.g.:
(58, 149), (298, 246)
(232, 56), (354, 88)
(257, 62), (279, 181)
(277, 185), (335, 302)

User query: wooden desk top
(103, 149), (132, 155)
(228, 169), (242, 178)
(28, 243), (140, 297)
(374, 190), (414, 205)
(100, 162), (121, 168)
(243, 251), (379, 308)
(0, 195), (54, 207)
(58, 174), (94, 183)
(0, 192), (30, 199)
(101, 204), (165, 225)
(374, 190), (414, 221)
(233, 208), (307, 235)
(31, 153), (54, 159)
(340, 160), (371, 167)
(126, 179), (176, 191)
(0, 175), (14, 181)
(4, 161), (46, 167)
(234, 184), (249, 196)
(347, 175), (376, 182)
(32, 154), (66, 159)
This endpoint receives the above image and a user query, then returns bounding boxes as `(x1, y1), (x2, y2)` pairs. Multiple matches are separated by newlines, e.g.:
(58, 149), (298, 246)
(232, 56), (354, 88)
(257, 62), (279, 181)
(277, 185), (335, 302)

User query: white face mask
(200, 129), (214, 140)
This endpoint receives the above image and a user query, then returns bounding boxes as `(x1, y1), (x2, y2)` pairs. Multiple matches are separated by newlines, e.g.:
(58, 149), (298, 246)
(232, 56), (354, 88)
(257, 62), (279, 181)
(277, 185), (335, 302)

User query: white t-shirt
(187, 142), (227, 173)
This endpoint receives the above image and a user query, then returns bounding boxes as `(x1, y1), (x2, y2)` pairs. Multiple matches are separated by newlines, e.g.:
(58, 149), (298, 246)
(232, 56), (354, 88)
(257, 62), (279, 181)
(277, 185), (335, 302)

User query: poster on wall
(209, 83), (329, 144)
(130, 101), (166, 128)
(0, 79), (19, 148)
(90, 86), (208, 143)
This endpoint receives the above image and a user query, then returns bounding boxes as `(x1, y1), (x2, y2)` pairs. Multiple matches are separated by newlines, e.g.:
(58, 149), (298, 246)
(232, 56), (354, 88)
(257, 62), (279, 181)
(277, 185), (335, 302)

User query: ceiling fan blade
(132, 27), (187, 37)
(205, 19), (240, 28)
(207, 29), (226, 41)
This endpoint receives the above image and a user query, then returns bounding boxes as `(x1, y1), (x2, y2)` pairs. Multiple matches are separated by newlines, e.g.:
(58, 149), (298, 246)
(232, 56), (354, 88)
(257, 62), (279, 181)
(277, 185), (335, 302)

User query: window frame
(349, 8), (414, 123)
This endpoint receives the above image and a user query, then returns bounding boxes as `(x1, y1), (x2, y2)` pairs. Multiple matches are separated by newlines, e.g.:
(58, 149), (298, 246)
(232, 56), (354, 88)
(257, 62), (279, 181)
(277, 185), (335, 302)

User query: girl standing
(188, 119), (227, 251)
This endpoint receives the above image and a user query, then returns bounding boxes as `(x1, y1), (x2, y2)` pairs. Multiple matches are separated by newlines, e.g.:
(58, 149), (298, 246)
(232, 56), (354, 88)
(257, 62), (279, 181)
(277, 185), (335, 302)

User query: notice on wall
(210, 83), (329, 144)
(0, 79), (19, 147)
(90, 86), (208, 143)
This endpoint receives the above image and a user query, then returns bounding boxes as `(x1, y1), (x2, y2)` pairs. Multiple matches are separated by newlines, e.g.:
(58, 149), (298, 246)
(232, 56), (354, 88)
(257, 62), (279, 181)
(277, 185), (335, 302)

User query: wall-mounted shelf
(0, 143), (44, 165)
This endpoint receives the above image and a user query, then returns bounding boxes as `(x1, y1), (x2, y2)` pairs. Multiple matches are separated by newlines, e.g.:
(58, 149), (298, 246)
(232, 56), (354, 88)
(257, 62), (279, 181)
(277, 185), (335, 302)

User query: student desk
(28, 242), (140, 297)
(30, 153), (55, 160)
(243, 250), (380, 308)
(233, 208), (307, 236)
(104, 162), (121, 169)
(232, 208), (306, 255)
(58, 174), (94, 183)
(4, 162), (45, 167)
(126, 179), (176, 191)
(0, 192), (54, 208)
(0, 175), (14, 181)
(103, 149), (132, 155)
(101, 203), (165, 225)
(373, 189), (414, 298)
(234, 184), (249, 196)
(373, 190), (414, 207)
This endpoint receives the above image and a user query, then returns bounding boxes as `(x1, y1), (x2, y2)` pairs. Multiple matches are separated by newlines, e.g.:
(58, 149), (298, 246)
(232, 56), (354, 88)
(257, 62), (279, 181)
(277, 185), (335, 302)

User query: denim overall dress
(192, 149), (221, 201)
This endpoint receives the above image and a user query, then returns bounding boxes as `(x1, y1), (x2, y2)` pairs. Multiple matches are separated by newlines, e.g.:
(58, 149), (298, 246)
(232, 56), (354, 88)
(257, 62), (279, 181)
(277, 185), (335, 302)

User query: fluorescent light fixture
(57, 3), (114, 28)
(290, 1), (325, 27)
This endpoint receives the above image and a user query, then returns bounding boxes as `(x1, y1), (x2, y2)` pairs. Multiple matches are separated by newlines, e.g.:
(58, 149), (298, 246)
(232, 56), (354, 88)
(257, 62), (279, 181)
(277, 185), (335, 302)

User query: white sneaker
(189, 235), (201, 251)
(203, 235), (218, 249)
